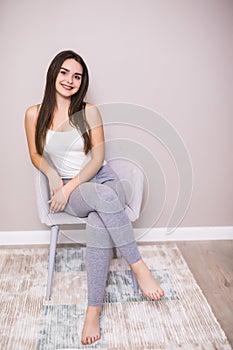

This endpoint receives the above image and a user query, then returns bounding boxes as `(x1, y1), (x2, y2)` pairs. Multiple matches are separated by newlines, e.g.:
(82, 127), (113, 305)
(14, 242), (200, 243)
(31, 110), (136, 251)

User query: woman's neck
(51, 94), (71, 130)
(55, 93), (71, 114)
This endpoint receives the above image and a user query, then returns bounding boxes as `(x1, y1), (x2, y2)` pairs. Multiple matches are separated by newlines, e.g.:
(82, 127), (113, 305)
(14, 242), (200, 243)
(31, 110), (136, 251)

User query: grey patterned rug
(0, 244), (231, 349)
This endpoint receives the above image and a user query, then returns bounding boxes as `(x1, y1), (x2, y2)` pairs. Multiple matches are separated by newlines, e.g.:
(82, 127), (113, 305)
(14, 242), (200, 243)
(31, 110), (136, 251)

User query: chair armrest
(33, 167), (50, 224)
(33, 167), (87, 226)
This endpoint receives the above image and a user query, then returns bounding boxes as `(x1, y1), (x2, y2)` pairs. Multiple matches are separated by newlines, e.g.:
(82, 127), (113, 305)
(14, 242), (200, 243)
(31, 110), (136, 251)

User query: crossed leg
(65, 181), (164, 345)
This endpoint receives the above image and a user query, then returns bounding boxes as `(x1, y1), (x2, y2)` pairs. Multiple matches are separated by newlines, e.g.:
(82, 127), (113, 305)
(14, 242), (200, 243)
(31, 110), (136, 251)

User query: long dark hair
(35, 50), (91, 155)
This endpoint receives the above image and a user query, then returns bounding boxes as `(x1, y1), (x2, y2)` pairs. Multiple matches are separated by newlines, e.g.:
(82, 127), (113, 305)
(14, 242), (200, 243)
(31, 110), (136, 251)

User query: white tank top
(44, 127), (92, 179)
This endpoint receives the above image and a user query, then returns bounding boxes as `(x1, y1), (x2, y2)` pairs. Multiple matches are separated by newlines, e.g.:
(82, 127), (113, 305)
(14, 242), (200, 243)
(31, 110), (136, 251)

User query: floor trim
(0, 226), (232, 246)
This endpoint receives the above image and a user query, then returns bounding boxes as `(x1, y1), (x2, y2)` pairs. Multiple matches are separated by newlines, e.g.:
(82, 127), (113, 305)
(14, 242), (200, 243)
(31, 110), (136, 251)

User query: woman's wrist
(46, 167), (58, 180)
(63, 177), (79, 197)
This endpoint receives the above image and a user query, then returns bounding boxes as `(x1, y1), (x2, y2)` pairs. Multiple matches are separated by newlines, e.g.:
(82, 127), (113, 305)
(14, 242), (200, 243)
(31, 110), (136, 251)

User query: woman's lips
(61, 84), (73, 90)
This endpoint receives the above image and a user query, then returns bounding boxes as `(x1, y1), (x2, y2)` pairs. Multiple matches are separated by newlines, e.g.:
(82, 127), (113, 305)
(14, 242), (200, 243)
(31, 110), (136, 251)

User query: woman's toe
(159, 288), (165, 297)
(148, 292), (157, 300)
(81, 338), (87, 345)
(154, 292), (160, 300)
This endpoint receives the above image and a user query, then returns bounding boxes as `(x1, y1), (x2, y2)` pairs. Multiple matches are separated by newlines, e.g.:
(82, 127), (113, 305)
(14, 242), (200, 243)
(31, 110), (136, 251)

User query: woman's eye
(60, 70), (66, 75)
(75, 75), (81, 80)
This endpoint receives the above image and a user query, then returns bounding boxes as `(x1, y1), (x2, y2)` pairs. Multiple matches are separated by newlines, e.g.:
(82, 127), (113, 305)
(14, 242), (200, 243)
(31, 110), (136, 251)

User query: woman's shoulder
(84, 103), (102, 126)
(25, 104), (40, 122)
(84, 102), (101, 114)
(85, 102), (97, 110)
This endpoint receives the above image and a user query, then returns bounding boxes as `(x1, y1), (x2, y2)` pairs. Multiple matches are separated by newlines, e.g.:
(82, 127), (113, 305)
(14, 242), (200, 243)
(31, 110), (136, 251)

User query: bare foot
(81, 306), (101, 345)
(131, 259), (164, 300)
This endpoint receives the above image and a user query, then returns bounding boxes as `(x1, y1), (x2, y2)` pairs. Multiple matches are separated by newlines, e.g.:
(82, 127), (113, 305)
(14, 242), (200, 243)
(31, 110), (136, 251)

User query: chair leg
(46, 225), (59, 301)
(131, 270), (140, 293)
(112, 246), (118, 259)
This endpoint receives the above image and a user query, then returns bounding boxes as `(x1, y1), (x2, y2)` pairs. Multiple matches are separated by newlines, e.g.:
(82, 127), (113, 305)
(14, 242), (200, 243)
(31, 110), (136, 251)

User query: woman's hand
(47, 170), (69, 213)
(47, 170), (63, 198)
(48, 186), (70, 213)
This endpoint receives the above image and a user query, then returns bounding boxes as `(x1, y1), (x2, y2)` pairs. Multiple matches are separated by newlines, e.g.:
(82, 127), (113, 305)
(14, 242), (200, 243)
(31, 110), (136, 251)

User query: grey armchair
(34, 158), (144, 300)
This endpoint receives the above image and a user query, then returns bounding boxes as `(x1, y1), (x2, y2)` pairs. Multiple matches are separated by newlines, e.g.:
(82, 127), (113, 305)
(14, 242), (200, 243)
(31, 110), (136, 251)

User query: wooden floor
(177, 240), (233, 347)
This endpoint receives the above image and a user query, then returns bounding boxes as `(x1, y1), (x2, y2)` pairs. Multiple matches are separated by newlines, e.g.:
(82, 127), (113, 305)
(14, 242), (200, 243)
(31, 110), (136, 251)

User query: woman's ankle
(130, 259), (146, 274)
(86, 305), (102, 314)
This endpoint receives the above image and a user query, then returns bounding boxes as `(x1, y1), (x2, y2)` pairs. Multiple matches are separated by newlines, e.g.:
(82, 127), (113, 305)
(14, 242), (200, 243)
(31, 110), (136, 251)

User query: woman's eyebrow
(60, 66), (82, 75)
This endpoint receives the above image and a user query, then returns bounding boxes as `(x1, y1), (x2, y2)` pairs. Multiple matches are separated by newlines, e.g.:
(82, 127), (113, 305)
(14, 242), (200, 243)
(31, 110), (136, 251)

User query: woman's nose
(67, 74), (73, 84)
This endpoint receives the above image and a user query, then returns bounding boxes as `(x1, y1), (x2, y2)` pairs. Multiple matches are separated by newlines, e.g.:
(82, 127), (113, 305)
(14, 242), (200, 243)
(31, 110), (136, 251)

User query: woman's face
(55, 58), (83, 98)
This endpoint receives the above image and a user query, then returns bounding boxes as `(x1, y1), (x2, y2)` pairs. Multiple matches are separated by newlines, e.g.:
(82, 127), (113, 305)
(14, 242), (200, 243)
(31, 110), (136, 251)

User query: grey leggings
(64, 163), (141, 306)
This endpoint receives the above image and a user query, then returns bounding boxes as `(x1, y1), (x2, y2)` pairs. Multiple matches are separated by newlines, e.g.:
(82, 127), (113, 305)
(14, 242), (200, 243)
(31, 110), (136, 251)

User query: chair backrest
(107, 159), (144, 221)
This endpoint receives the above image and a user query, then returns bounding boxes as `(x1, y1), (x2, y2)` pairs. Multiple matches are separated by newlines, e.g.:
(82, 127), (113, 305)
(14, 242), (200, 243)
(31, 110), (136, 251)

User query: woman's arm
(63, 104), (105, 197)
(24, 105), (63, 197)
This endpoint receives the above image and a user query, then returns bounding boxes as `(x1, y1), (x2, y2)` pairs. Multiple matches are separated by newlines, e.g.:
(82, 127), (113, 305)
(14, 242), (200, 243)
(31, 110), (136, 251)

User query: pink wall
(0, 0), (232, 230)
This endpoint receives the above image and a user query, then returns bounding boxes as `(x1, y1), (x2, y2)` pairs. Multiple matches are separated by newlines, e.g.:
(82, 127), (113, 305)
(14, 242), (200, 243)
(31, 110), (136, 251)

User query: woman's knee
(65, 184), (93, 216)
(96, 185), (118, 202)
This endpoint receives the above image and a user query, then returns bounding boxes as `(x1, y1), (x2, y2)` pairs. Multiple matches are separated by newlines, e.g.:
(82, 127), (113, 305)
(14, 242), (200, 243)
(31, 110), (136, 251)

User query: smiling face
(55, 58), (83, 98)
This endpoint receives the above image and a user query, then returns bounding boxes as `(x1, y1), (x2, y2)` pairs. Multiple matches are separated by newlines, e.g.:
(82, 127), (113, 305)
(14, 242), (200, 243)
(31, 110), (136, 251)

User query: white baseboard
(0, 226), (233, 246)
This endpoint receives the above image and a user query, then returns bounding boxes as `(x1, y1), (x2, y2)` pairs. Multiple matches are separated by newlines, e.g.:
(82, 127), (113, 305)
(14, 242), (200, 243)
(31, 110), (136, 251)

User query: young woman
(25, 50), (164, 345)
